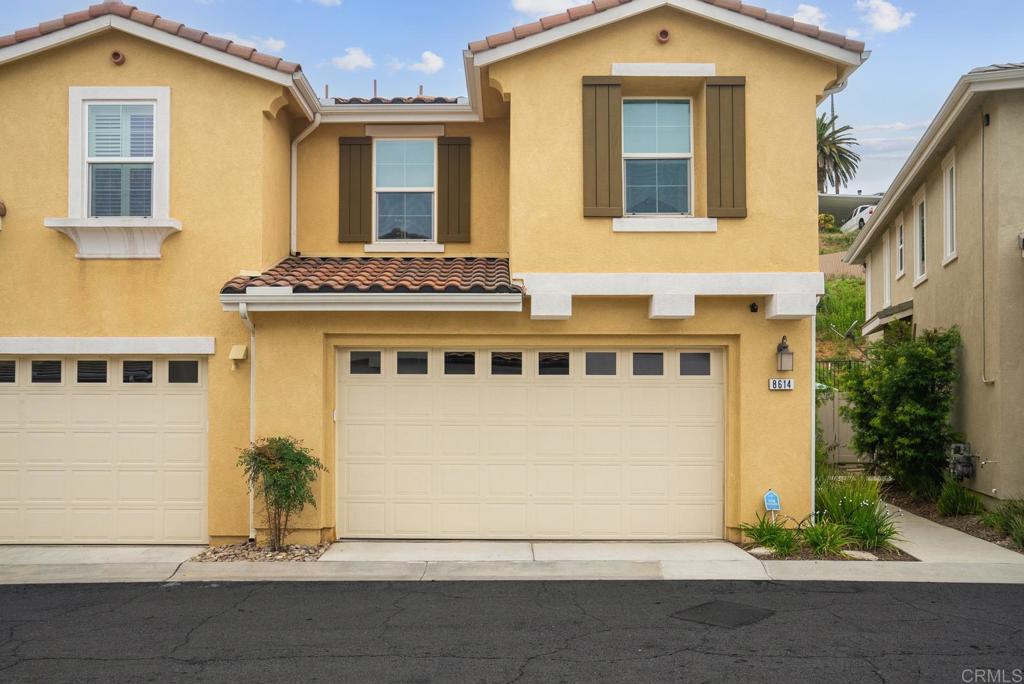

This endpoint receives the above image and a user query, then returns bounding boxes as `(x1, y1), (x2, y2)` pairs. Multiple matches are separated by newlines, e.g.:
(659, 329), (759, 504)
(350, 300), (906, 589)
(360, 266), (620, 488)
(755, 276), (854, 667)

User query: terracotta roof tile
(220, 257), (522, 295)
(333, 96), (461, 105)
(0, 1), (302, 75)
(468, 0), (865, 55)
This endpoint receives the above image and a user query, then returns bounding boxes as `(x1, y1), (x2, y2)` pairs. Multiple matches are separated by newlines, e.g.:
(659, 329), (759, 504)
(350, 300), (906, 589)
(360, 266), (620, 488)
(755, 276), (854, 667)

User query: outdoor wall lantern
(776, 336), (794, 372)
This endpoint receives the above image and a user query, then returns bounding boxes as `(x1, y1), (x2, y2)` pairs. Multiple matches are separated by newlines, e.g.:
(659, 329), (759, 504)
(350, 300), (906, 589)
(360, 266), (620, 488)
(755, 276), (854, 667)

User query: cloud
(387, 57), (407, 71)
(511, 0), (574, 17)
(408, 51), (445, 75)
(856, 0), (914, 32)
(217, 32), (286, 53)
(332, 47), (375, 71)
(854, 120), (930, 133)
(793, 4), (826, 26)
(311, 0), (342, 5)
(845, 27), (861, 39)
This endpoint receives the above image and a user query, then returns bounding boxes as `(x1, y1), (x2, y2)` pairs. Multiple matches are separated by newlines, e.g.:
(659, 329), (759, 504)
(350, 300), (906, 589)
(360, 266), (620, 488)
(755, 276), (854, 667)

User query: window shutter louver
(582, 76), (623, 218)
(437, 137), (471, 243)
(339, 137), (373, 243)
(706, 77), (747, 218)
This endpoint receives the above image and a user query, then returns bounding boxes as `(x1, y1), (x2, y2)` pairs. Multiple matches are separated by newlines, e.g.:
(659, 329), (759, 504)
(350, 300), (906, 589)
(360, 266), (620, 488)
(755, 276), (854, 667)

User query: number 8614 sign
(769, 378), (795, 391)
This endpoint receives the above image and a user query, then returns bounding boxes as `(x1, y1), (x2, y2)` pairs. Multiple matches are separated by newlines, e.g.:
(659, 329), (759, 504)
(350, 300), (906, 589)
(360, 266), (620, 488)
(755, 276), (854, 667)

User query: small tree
(237, 436), (326, 551)
(840, 323), (961, 499)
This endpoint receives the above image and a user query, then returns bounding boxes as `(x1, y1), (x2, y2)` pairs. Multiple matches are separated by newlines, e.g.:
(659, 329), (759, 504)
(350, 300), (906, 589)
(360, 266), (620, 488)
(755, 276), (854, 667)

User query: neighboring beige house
(846, 63), (1024, 502)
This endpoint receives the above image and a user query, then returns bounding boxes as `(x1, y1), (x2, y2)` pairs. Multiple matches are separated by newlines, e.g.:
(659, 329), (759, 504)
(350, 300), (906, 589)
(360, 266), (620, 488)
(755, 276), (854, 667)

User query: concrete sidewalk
(3, 507), (1022, 584)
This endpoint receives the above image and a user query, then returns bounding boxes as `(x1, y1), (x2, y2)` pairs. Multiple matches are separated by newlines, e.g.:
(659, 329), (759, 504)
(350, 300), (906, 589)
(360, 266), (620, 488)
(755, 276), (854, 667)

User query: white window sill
(363, 242), (445, 253)
(942, 252), (958, 267)
(913, 273), (928, 288)
(612, 216), (718, 233)
(895, 271), (905, 281)
(43, 217), (182, 259)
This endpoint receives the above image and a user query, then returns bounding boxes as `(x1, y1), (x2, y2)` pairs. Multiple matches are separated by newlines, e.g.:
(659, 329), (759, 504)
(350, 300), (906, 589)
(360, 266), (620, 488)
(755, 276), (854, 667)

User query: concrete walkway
(2, 508), (1023, 584)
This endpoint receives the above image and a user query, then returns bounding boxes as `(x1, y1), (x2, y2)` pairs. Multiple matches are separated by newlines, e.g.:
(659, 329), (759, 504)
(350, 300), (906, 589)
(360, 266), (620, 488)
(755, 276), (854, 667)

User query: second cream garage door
(335, 348), (724, 540)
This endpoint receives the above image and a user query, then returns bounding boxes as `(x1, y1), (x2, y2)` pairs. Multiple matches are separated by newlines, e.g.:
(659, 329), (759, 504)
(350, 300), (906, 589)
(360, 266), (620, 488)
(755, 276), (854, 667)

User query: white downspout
(239, 302), (257, 541)
(290, 113), (321, 255)
(810, 315), (818, 522)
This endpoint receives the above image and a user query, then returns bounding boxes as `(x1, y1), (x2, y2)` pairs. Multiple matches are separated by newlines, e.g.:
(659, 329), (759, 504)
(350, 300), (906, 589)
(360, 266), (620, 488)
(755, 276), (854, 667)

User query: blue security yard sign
(764, 489), (781, 512)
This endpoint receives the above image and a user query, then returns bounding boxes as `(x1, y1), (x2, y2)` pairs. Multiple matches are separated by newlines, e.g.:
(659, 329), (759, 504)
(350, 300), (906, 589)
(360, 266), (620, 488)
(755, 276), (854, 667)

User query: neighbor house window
(882, 232), (892, 307)
(896, 222), (905, 278)
(914, 191), (927, 283)
(622, 99), (692, 215)
(374, 139), (435, 242)
(943, 150), (957, 262)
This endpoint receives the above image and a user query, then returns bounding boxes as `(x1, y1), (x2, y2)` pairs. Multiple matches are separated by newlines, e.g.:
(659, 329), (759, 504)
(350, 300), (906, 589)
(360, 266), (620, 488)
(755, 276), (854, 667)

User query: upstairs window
(943, 150), (957, 262)
(87, 103), (155, 217)
(622, 99), (692, 215)
(914, 192), (927, 283)
(374, 139), (435, 242)
(896, 223), (905, 277)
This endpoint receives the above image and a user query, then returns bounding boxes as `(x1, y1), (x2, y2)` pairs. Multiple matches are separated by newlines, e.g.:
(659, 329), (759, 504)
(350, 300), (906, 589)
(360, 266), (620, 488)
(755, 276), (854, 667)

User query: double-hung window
(896, 222), (905, 278)
(87, 103), (155, 217)
(622, 99), (692, 215)
(914, 190), (927, 283)
(374, 139), (435, 242)
(942, 150), (957, 263)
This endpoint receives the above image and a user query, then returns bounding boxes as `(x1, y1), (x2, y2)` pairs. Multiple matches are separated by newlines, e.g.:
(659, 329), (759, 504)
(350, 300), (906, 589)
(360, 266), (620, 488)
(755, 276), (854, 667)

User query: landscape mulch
(741, 544), (916, 562)
(191, 542), (331, 562)
(884, 488), (1023, 556)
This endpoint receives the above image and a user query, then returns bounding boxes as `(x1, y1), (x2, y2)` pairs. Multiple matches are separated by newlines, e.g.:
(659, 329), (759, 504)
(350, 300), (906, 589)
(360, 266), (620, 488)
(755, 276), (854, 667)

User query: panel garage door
(0, 357), (208, 544)
(336, 348), (724, 540)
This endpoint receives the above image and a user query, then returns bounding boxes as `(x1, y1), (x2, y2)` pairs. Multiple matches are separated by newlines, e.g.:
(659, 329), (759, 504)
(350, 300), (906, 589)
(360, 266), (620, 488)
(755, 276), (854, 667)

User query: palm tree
(817, 113), (861, 194)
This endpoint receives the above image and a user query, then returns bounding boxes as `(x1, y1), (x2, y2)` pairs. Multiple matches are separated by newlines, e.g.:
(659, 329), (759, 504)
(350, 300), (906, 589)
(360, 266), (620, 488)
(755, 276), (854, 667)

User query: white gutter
(290, 113), (322, 255)
(221, 290), (523, 313)
(238, 303), (257, 541)
(847, 67), (1024, 263)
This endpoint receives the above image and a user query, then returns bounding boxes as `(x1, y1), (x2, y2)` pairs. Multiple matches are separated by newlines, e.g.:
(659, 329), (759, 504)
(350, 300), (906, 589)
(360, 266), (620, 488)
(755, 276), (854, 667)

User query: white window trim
(621, 97), (695, 218)
(370, 137), (439, 247)
(882, 231), (891, 307)
(44, 87), (179, 259)
(864, 253), (873, 321)
(913, 186), (928, 287)
(612, 216), (717, 232)
(895, 220), (906, 280)
(942, 148), (958, 265)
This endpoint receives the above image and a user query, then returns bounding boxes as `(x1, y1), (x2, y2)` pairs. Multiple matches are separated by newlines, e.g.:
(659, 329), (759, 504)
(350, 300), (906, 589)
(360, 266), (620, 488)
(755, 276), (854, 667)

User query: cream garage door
(0, 357), (208, 544)
(336, 348), (724, 540)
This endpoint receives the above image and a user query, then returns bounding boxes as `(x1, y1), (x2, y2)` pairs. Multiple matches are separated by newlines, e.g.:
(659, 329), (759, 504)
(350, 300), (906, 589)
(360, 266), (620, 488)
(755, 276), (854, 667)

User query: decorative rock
(747, 546), (774, 557)
(843, 549), (878, 561)
(191, 541), (331, 563)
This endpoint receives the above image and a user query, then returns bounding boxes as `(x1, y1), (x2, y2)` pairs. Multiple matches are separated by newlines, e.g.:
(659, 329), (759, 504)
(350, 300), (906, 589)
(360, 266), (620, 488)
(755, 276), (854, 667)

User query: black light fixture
(776, 336), (794, 372)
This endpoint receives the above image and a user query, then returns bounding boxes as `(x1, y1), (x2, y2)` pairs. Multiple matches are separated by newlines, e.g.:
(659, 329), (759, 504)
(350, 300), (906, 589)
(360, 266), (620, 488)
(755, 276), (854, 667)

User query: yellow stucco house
(0, 0), (867, 545)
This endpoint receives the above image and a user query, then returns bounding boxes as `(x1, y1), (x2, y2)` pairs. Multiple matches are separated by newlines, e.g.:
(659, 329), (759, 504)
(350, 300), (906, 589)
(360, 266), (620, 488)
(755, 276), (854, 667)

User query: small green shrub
(237, 436), (326, 551)
(818, 213), (836, 230)
(801, 518), (852, 557)
(981, 500), (1024, 548)
(936, 479), (984, 517)
(739, 512), (799, 555)
(815, 473), (899, 550)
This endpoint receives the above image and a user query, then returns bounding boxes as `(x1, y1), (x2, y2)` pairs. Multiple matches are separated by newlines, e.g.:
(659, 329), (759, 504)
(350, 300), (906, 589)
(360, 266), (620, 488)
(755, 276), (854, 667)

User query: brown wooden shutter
(338, 136), (372, 243)
(582, 76), (623, 218)
(437, 137), (471, 243)
(706, 77), (747, 218)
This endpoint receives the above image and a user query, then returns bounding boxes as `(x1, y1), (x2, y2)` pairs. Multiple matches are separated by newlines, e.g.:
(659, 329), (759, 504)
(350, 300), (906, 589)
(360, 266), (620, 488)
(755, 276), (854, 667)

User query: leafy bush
(981, 500), (1024, 548)
(237, 436), (326, 551)
(801, 518), (853, 557)
(818, 213), (836, 230)
(815, 473), (899, 550)
(739, 512), (799, 555)
(840, 324), (961, 498)
(816, 277), (865, 345)
(936, 479), (985, 516)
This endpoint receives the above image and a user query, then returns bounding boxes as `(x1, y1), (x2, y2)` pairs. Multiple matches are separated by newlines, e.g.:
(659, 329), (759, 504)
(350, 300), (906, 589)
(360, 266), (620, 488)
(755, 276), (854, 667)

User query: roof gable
(469, 0), (866, 68)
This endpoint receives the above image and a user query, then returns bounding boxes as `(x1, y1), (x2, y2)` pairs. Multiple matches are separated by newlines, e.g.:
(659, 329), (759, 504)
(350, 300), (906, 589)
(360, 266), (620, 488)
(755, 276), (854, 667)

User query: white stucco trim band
(514, 272), (824, 320)
(612, 217), (718, 232)
(0, 337), (216, 355)
(220, 290), (523, 312)
(612, 63), (716, 77)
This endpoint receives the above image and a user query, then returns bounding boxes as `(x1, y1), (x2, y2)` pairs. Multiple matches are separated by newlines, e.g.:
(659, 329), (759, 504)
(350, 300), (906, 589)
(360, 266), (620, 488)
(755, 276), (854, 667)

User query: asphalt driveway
(1, 580), (1022, 683)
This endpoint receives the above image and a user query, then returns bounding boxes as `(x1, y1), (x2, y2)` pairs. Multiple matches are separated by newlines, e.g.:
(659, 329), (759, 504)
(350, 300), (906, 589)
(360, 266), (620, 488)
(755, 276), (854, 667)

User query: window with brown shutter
(437, 137), (471, 243)
(582, 76), (623, 218)
(706, 77), (747, 218)
(338, 136), (372, 242)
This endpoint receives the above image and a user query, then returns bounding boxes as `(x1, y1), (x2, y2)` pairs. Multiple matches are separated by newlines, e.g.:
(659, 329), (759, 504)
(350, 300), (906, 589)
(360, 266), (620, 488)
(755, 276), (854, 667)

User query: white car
(841, 204), (874, 232)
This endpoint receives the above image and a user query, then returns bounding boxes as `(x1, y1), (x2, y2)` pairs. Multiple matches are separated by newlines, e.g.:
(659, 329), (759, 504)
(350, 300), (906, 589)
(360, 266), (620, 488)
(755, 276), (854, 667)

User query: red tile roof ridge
(0, 0), (301, 74)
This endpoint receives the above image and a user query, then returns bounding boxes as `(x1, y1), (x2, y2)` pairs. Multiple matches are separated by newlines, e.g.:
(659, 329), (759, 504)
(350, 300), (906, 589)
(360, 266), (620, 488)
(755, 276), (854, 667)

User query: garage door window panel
(31, 360), (62, 384)
(444, 352), (475, 375)
(680, 352), (712, 376)
(350, 351), (382, 375)
(76, 360), (108, 384)
(0, 360), (15, 383)
(538, 352), (570, 376)
(397, 351), (429, 375)
(122, 360), (153, 384)
(632, 352), (664, 376)
(168, 360), (200, 384)
(491, 352), (523, 376)
(585, 352), (617, 376)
